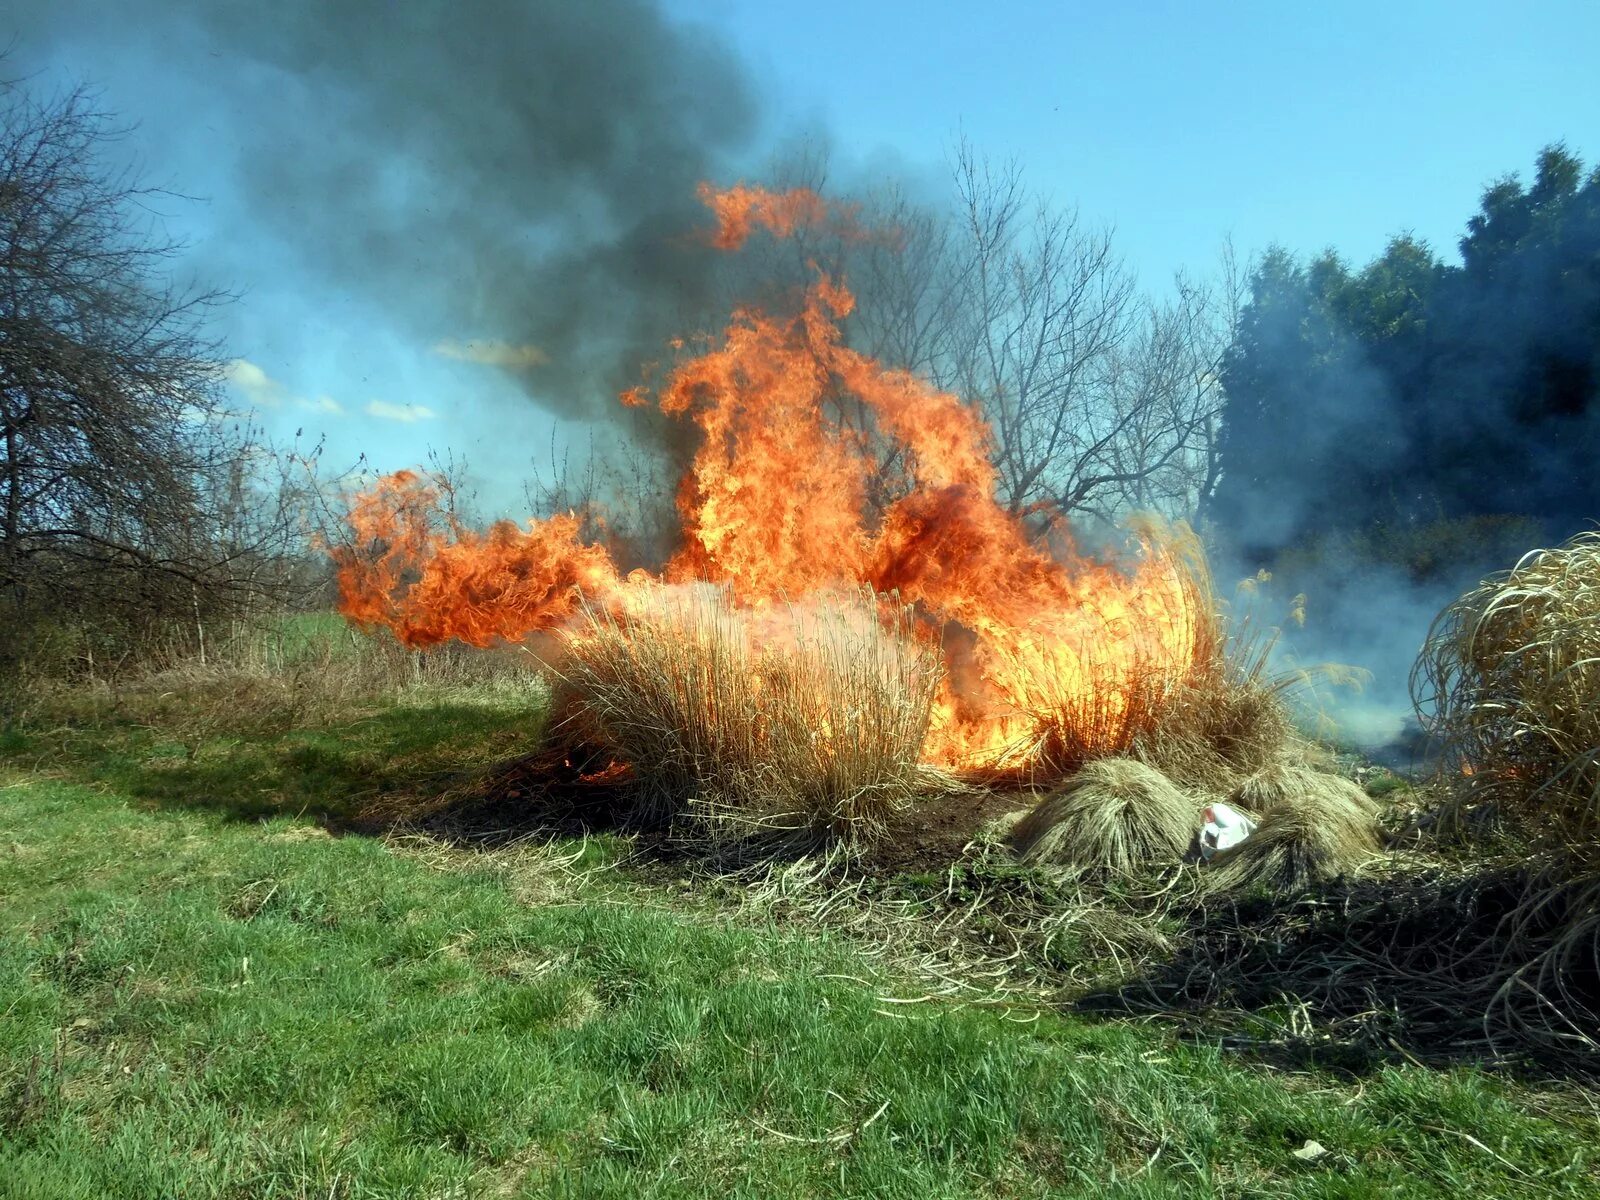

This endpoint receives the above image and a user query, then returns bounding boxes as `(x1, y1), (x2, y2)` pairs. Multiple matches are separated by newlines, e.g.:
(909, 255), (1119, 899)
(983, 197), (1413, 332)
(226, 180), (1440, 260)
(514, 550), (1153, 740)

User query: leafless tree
(941, 144), (1128, 519)
(1083, 262), (1238, 525)
(899, 143), (1238, 531)
(526, 428), (678, 571)
(0, 73), (303, 685)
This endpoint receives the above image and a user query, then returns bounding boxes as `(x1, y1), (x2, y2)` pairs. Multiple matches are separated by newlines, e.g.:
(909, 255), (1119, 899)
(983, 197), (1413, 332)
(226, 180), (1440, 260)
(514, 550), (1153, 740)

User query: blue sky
(10, 1), (1597, 511)
(687, 0), (1598, 279)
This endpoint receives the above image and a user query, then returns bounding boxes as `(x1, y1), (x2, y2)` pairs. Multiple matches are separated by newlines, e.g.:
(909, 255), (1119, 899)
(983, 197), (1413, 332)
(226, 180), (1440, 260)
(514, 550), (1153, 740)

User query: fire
(333, 185), (1202, 768)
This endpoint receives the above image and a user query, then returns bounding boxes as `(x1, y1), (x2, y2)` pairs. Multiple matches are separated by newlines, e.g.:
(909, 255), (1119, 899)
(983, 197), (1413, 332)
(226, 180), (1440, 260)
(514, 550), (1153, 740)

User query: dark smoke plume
(8, 0), (761, 425)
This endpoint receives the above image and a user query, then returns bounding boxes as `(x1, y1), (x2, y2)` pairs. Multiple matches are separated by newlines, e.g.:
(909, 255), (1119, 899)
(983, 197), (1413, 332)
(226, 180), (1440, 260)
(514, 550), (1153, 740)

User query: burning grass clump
(1087, 532), (1600, 1067)
(1415, 530), (1600, 858)
(1011, 758), (1195, 874)
(1130, 661), (1299, 797)
(1122, 558), (1378, 803)
(1011, 521), (1222, 778)
(552, 585), (939, 845)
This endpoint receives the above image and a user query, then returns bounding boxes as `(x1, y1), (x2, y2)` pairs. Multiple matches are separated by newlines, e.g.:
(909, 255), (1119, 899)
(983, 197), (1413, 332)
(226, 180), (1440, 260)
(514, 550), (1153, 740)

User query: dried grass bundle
(1132, 665), (1298, 796)
(1206, 799), (1380, 893)
(1099, 521), (1298, 796)
(1011, 758), (1196, 873)
(1008, 520), (1220, 777)
(553, 585), (940, 844)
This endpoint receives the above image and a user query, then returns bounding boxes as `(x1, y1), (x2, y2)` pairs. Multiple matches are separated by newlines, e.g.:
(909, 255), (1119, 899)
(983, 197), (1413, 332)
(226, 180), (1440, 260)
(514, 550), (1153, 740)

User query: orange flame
(696, 182), (835, 250)
(334, 470), (622, 649)
(333, 185), (1200, 767)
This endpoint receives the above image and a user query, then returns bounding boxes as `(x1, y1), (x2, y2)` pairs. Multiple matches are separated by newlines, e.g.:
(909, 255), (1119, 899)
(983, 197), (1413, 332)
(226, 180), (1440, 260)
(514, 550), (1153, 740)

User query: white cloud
(227, 359), (350, 420)
(227, 359), (272, 390)
(365, 400), (437, 423)
(226, 358), (281, 406)
(433, 338), (549, 370)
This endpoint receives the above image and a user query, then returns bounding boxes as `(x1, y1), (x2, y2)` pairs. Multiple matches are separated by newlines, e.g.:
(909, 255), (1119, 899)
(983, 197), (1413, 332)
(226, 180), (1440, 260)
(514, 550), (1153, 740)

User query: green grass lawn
(2, 693), (1597, 1198)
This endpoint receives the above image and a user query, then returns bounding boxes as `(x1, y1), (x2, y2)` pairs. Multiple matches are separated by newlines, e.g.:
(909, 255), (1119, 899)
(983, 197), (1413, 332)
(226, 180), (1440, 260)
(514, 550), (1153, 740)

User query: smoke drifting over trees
(1207, 146), (1600, 750)
(1214, 145), (1600, 565)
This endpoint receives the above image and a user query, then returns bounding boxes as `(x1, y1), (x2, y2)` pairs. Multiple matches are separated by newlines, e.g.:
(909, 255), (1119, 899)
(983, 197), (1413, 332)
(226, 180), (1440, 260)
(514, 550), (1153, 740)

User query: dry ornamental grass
(1205, 800), (1381, 893)
(551, 585), (940, 846)
(1415, 530), (1600, 857)
(1230, 762), (1380, 822)
(1011, 758), (1197, 873)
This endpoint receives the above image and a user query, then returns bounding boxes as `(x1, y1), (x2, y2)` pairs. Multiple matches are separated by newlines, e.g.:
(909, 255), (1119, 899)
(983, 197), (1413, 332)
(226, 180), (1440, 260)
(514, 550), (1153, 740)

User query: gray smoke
(7, 0), (761, 426)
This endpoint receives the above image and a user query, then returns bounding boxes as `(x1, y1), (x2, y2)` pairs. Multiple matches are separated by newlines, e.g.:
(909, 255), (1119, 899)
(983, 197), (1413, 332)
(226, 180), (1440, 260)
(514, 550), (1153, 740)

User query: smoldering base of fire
(332, 185), (1600, 1072)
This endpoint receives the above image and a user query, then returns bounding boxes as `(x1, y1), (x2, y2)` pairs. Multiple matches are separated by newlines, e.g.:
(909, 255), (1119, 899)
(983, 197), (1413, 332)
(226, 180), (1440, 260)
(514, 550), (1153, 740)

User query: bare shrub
(0, 75), (326, 717)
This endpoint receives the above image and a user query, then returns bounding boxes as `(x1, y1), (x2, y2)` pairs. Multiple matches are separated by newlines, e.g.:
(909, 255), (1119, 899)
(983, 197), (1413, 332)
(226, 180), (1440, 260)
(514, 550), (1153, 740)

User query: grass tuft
(1231, 762), (1380, 823)
(1011, 758), (1196, 873)
(1415, 529), (1600, 859)
(1207, 793), (1382, 893)
(552, 585), (939, 846)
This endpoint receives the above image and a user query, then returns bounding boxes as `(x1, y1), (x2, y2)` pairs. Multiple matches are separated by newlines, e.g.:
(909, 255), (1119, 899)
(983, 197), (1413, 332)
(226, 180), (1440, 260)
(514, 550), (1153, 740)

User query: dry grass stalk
(1011, 758), (1196, 873)
(1414, 530), (1600, 859)
(1131, 666), (1298, 797)
(552, 585), (940, 844)
(23, 616), (543, 737)
(1002, 519), (1221, 778)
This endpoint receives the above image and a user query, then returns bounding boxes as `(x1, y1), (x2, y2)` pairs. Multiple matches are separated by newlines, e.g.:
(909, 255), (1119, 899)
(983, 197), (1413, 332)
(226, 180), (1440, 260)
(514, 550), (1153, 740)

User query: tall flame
(333, 185), (1201, 767)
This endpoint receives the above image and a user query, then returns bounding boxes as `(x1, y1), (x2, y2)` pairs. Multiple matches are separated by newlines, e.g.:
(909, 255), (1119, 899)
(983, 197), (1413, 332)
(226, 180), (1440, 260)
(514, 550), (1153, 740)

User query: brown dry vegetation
(1011, 758), (1195, 873)
(1416, 530), (1600, 857)
(1230, 761), (1379, 821)
(550, 586), (940, 846)
(1205, 800), (1382, 893)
